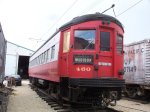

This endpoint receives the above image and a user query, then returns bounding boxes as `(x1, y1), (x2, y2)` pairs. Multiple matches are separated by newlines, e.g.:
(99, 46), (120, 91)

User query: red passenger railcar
(29, 13), (124, 107)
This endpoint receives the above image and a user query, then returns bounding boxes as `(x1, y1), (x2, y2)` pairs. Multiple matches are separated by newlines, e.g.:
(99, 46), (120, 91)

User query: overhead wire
(38, 0), (106, 41)
(36, 0), (107, 41)
(78, 0), (105, 15)
(39, 0), (78, 40)
(35, 0), (144, 42)
(116, 0), (144, 17)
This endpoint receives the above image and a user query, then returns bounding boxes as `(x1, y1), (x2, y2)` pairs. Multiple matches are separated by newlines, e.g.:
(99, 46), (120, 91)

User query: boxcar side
(124, 39), (150, 97)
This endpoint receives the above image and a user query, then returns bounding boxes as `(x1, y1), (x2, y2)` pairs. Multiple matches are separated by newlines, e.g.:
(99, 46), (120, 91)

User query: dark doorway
(17, 56), (30, 79)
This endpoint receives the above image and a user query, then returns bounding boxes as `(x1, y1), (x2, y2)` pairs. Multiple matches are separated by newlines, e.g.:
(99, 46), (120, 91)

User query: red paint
(59, 21), (124, 79)
(29, 19), (124, 82)
(29, 61), (59, 82)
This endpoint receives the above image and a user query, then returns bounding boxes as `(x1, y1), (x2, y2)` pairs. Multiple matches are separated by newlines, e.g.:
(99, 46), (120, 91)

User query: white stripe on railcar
(29, 32), (60, 67)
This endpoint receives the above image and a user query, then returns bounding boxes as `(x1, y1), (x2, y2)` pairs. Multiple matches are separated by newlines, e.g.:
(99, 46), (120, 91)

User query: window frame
(100, 31), (111, 51)
(63, 31), (70, 53)
(51, 45), (55, 59)
(73, 29), (96, 50)
(116, 34), (123, 54)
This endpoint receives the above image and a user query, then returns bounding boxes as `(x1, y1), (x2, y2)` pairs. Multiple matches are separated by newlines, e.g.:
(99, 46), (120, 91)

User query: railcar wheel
(127, 89), (137, 98)
(101, 94), (109, 108)
(31, 77), (38, 86)
(100, 91), (118, 108)
(137, 87), (145, 96)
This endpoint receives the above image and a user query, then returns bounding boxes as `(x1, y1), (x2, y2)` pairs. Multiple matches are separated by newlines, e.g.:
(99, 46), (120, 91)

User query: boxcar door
(98, 28), (114, 78)
(60, 30), (71, 77)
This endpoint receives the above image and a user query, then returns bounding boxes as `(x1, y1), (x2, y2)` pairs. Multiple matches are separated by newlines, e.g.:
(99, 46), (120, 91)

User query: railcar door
(60, 30), (71, 77)
(97, 28), (114, 78)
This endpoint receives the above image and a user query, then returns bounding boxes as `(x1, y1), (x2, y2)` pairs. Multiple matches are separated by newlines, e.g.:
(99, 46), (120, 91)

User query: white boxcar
(124, 39), (150, 97)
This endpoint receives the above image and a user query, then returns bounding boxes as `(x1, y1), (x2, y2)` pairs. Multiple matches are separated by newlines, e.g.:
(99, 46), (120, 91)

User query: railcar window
(36, 56), (38, 65)
(100, 32), (110, 51)
(63, 32), (70, 53)
(47, 49), (50, 61)
(33, 59), (34, 66)
(40, 54), (42, 64)
(35, 58), (37, 65)
(38, 56), (40, 64)
(44, 51), (46, 63)
(37, 56), (39, 64)
(117, 35), (123, 53)
(51, 45), (55, 59)
(42, 53), (44, 63)
(43, 53), (45, 63)
(45, 50), (48, 62)
(41, 53), (43, 63)
(39, 55), (42, 64)
(34, 59), (36, 66)
(74, 30), (96, 50)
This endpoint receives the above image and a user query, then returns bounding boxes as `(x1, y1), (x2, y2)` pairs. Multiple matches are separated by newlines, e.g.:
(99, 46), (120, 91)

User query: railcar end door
(60, 30), (71, 77)
(98, 28), (114, 78)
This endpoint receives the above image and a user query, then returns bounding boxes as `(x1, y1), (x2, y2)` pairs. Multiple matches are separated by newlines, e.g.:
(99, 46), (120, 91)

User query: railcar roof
(60, 13), (124, 31)
(125, 39), (150, 47)
(31, 13), (124, 57)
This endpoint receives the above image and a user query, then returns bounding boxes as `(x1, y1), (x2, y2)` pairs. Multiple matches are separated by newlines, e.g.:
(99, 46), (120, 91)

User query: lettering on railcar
(124, 66), (136, 72)
(76, 67), (91, 72)
(124, 48), (144, 55)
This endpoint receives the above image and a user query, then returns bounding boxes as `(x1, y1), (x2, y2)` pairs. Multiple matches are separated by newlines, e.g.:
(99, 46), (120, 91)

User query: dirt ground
(7, 80), (150, 112)
(7, 80), (55, 112)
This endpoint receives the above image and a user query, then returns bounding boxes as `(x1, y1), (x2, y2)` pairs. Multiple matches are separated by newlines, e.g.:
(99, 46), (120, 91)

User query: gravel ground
(7, 80), (150, 112)
(7, 80), (55, 112)
(110, 99), (150, 112)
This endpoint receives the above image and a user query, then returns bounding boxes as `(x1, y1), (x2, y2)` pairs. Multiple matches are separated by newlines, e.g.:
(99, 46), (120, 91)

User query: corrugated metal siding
(145, 41), (150, 84)
(124, 40), (148, 85)
(124, 39), (150, 86)
(0, 24), (6, 84)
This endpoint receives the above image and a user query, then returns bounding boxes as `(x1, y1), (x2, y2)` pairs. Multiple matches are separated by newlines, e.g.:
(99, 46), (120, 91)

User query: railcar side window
(41, 53), (44, 64)
(46, 50), (48, 62)
(100, 32), (110, 51)
(117, 35), (123, 53)
(36, 57), (38, 65)
(63, 32), (70, 53)
(39, 55), (42, 64)
(44, 51), (46, 63)
(51, 45), (55, 59)
(74, 30), (96, 50)
(47, 49), (50, 61)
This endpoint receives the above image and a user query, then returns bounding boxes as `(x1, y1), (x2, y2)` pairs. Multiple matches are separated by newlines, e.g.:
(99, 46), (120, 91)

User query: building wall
(5, 42), (34, 76)
(0, 23), (6, 84)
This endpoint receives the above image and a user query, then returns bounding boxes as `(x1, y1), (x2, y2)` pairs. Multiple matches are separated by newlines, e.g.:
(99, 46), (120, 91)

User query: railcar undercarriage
(124, 84), (150, 98)
(67, 87), (120, 108)
(30, 77), (124, 108)
(61, 78), (123, 108)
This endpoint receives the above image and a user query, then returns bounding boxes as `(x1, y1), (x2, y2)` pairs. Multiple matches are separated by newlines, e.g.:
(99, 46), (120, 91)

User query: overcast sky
(0, 0), (150, 51)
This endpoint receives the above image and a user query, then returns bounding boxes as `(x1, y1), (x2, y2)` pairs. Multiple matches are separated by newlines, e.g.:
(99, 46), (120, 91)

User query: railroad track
(30, 84), (121, 112)
(30, 84), (150, 112)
